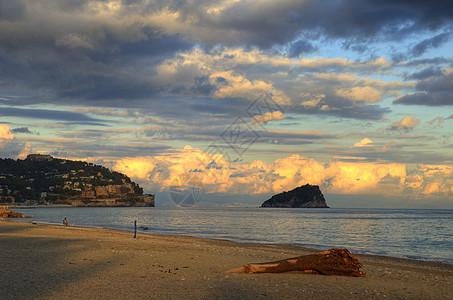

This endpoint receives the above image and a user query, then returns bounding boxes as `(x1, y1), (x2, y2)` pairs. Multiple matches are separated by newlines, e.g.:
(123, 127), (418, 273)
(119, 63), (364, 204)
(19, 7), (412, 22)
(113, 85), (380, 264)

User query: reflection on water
(13, 207), (453, 264)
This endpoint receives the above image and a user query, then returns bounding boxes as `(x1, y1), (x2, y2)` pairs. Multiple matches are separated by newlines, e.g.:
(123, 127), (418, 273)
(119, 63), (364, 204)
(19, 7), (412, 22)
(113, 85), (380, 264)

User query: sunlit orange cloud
(324, 161), (407, 195)
(418, 164), (453, 177)
(353, 138), (373, 147)
(336, 86), (382, 103)
(0, 124), (15, 145)
(272, 154), (326, 192)
(210, 71), (291, 105)
(388, 116), (420, 131)
(17, 142), (32, 159)
(252, 111), (285, 126)
(0, 124), (31, 158)
(113, 145), (233, 193)
(113, 145), (453, 197)
(414, 164), (453, 195)
(114, 157), (155, 180)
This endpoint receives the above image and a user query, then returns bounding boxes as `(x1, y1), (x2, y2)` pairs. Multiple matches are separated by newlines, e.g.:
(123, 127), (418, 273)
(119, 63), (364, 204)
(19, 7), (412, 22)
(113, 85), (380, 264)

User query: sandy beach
(1, 220), (452, 299)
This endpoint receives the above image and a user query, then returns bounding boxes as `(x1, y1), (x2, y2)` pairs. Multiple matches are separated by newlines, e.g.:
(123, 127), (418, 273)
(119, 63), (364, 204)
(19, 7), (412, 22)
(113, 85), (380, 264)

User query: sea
(11, 207), (453, 265)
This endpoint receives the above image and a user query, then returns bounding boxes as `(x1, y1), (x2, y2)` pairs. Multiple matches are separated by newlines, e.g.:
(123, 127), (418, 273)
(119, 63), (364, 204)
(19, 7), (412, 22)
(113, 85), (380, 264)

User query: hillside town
(0, 154), (154, 207)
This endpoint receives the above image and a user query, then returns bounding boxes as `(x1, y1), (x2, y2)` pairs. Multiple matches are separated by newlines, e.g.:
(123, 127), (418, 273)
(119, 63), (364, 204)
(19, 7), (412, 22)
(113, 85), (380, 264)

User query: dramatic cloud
(288, 40), (318, 57)
(0, 0), (451, 109)
(394, 69), (453, 106)
(325, 161), (407, 195)
(0, 124), (31, 158)
(407, 164), (453, 196)
(406, 67), (444, 80)
(411, 32), (452, 57)
(2, 1), (453, 206)
(113, 146), (453, 198)
(114, 157), (156, 180)
(153, 47), (401, 120)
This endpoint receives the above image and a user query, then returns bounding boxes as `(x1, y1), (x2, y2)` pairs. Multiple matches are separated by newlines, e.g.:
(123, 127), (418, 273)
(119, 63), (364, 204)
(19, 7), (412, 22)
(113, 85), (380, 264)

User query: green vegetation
(0, 154), (143, 204)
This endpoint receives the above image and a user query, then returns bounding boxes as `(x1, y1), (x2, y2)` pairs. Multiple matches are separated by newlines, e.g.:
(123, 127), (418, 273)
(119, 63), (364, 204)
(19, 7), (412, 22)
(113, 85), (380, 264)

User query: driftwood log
(227, 247), (364, 277)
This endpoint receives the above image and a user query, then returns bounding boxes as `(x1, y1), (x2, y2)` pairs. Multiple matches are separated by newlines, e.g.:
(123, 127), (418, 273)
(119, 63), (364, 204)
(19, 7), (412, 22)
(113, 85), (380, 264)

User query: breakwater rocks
(0, 209), (31, 218)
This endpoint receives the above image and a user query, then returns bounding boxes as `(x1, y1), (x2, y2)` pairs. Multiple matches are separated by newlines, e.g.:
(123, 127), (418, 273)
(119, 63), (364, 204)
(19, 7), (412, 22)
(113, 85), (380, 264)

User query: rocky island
(0, 154), (154, 207)
(261, 184), (329, 208)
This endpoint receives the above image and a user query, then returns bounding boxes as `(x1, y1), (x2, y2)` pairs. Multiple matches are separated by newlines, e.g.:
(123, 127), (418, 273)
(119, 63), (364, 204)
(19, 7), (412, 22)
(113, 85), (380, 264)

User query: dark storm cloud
(48, 143), (173, 160)
(0, 107), (107, 124)
(160, 2), (444, 58)
(2, 0), (452, 51)
(0, 0), (25, 21)
(323, 104), (391, 120)
(0, 35), (190, 104)
(11, 127), (33, 134)
(290, 92), (391, 121)
(404, 57), (452, 67)
(405, 67), (444, 80)
(411, 32), (452, 57)
(119, 35), (191, 57)
(172, 0), (453, 47)
(259, 130), (336, 140)
(0, 0), (452, 114)
(288, 40), (318, 57)
(394, 72), (453, 106)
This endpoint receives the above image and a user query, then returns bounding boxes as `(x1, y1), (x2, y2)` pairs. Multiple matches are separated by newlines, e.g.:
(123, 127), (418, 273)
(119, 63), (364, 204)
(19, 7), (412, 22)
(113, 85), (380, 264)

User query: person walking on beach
(63, 218), (68, 226)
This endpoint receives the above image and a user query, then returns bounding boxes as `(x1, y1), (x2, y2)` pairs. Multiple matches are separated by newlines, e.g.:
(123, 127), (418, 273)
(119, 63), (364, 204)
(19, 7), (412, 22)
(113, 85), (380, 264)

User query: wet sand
(1, 220), (452, 299)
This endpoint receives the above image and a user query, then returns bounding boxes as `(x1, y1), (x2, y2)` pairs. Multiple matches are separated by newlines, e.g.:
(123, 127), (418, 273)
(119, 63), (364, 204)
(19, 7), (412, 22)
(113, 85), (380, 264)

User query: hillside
(0, 154), (154, 207)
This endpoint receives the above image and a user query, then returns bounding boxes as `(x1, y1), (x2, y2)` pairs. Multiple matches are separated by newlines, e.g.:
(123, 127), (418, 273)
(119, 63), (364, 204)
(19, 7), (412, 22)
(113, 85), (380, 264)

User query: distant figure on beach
(63, 218), (68, 226)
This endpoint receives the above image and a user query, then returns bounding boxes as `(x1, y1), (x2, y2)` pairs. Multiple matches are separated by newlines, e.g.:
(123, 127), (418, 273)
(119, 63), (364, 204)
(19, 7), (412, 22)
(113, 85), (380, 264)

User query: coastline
(9, 206), (453, 265)
(1, 220), (452, 299)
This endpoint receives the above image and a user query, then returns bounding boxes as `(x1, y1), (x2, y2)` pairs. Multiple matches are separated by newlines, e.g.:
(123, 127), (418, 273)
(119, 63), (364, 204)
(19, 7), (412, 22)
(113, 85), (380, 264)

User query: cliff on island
(261, 184), (329, 208)
(0, 154), (154, 207)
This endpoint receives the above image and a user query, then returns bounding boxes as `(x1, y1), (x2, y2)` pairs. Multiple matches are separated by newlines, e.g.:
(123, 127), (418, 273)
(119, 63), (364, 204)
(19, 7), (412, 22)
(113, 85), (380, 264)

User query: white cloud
(211, 71), (290, 104)
(336, 86), (382, 103)
(353, 138), (374, 147)
(252, 111), (285, 126)
(388, 116), (420, 132)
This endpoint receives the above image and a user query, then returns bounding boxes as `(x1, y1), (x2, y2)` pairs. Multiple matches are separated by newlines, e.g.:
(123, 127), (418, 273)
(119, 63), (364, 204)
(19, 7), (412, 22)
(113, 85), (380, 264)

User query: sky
(1, 0), (453, 208)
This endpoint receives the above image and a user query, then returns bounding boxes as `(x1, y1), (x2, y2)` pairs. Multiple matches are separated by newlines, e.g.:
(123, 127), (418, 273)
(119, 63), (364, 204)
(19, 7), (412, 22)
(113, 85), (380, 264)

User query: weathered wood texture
(227, 247), (364, 277)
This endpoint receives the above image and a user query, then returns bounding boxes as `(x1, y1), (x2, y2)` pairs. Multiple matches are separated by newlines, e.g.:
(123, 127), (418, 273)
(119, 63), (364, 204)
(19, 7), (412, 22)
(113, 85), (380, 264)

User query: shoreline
(10, 216), (453, 266)
(29, 222), (453, 267)
(2, 219), (452, 299)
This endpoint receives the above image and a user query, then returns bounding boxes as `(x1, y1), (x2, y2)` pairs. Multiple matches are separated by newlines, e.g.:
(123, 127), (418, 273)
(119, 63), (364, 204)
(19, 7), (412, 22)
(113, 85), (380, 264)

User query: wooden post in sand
(134, 220), (137, 238)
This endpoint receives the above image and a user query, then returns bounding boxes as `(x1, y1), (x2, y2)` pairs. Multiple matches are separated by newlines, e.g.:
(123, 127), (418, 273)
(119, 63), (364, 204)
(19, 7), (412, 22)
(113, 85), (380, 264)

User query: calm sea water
(12, 207), (453, 264)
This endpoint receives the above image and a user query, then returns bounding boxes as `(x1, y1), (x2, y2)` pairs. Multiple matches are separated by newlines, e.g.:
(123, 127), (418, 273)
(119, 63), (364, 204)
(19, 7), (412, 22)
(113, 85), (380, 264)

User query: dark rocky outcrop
(0, 209), (31, 218)
(261, 184), (329, 208)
